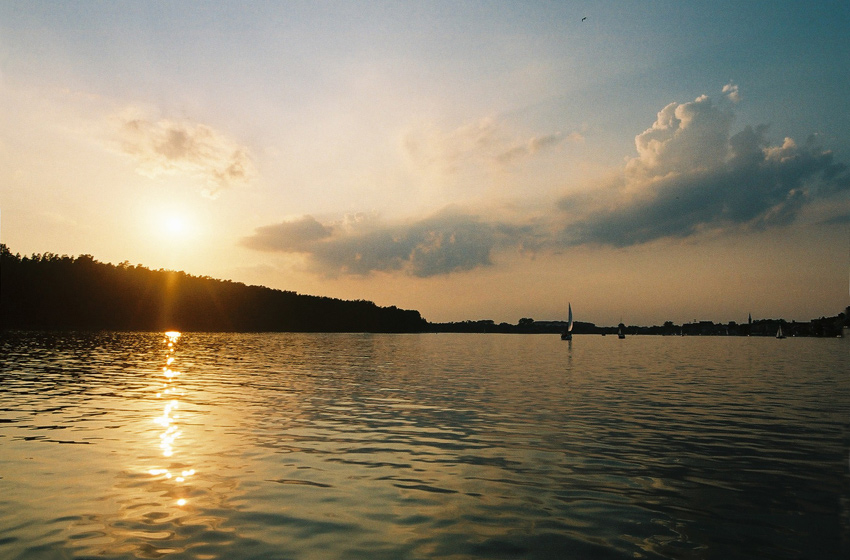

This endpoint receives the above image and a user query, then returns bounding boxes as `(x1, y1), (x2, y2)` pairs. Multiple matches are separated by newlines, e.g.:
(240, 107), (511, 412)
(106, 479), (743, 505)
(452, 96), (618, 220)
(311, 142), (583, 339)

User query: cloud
(243, 85), (850, 278)
(240, 215), (332, 252)
(403, 118), (580, 172)
(821, 213), (850, 225)
(495, 132), (582, 165)
(241, 209), (514, 277)
(559, 87), (850, 246)
(116, 111), (254, 197)
(626, 93), (733, 179)
(722, 81), (741, 103)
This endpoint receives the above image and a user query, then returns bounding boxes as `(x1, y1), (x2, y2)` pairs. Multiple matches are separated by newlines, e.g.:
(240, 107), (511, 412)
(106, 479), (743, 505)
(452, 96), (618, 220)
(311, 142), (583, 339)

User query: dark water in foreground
(1, 331), (849, 559)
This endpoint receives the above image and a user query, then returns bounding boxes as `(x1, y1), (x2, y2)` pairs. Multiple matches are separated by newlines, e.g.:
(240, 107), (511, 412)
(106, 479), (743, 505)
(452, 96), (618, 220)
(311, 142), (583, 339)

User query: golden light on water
(146, 331), (196, 508)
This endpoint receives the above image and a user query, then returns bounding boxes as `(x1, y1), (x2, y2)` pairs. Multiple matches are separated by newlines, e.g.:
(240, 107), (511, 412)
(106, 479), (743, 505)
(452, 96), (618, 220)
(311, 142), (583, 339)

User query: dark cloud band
(241, 211), (503, 278)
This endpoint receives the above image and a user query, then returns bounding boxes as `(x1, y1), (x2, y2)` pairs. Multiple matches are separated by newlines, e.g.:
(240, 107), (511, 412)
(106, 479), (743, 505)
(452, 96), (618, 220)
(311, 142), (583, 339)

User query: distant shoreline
(2, 245), (847, 336)
(426, 316), (849, 337)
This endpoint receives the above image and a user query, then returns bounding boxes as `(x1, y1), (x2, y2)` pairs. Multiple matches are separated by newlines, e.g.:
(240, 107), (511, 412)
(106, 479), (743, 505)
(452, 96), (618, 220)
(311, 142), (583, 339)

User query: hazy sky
(2, 1), (849, 325)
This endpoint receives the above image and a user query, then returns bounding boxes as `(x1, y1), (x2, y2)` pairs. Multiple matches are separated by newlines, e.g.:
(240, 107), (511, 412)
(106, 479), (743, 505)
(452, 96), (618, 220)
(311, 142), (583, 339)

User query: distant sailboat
(776, 324), (786, 339)
(561, 303), (573, 340)
(618, 323), (626, 339)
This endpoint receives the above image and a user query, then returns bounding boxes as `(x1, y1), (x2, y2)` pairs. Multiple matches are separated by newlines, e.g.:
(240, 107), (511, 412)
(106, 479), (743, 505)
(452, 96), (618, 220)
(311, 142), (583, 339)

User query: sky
(2, 0), (849, 326)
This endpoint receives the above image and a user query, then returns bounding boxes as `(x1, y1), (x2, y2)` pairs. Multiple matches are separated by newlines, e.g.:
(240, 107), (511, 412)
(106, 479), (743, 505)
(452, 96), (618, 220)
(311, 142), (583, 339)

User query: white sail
(561, 303), (573, 340)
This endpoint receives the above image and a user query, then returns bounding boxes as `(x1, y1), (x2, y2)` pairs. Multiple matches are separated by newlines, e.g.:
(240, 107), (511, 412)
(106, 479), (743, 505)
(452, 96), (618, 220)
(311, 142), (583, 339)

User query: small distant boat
(776, 324), (786, 339)
(561, 303), (573, 341)
(618, 323), (626, 339)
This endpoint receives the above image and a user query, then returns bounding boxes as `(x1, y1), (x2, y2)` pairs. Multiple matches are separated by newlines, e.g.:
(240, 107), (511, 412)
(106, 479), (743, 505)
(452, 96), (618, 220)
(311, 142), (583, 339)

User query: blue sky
(2, 1), (849, 325)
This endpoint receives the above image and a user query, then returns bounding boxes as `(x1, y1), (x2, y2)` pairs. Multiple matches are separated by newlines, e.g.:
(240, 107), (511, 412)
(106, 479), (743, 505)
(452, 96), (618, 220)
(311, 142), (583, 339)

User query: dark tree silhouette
(0, 245), (426, 333)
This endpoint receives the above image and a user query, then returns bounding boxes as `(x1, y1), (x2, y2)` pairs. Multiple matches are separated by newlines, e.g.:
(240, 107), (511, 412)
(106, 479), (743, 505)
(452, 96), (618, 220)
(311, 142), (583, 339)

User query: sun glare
(163, 215), (186, 237)
(149, 207), (199, 244)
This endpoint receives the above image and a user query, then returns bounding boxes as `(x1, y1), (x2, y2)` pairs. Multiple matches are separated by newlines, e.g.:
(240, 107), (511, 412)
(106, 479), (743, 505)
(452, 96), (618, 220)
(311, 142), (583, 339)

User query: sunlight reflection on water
(0, 332), (848, 559)
(149, 331), (195, 506)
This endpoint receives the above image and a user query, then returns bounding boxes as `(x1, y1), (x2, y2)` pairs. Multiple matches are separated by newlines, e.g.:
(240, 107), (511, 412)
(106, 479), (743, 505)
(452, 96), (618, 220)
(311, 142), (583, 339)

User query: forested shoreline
(2, 245), (846, 336)
(0, 245), (426, 333)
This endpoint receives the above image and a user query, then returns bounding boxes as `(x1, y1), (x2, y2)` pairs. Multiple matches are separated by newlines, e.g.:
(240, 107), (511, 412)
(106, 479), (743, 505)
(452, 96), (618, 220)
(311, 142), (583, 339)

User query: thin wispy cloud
(495, 132), (583, 165)
(820, 213), (850, 225)
(116, 111), (254, 197)
(244, 86), (849, 277)
(403, 118), (580, 173)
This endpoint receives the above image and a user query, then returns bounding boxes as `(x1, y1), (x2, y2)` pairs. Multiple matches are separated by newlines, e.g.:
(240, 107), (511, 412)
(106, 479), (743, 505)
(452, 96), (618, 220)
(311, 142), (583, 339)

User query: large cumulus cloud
(560, 88), (849, 246)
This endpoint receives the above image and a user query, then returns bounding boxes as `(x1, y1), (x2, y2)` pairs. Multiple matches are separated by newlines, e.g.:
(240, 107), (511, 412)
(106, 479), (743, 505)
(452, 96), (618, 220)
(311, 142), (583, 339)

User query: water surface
(1, 332), (849, 559)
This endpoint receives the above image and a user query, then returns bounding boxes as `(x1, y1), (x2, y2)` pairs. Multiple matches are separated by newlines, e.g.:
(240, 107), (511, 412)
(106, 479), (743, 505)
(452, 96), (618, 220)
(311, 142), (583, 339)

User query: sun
(143, 203), (203, 247)
(163, 215), (186, 236)
(154, 210), (196, 244)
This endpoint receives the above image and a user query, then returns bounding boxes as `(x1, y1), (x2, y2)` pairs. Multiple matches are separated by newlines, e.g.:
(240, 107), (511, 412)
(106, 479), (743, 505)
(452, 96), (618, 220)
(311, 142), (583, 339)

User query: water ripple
(1, 332), (849, 558)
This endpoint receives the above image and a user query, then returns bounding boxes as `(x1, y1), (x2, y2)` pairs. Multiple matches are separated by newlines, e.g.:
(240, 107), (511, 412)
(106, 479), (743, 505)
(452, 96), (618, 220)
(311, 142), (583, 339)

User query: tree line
(0, 245), (426, 333)
(428, 314), (849, 337)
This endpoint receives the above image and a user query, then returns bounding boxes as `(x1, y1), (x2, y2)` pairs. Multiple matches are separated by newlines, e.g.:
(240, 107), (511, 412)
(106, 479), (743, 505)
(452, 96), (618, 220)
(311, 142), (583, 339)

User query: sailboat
(776, 324), (786, 339)
(617, 323), (626, 339)
(561, 303), (573, 340)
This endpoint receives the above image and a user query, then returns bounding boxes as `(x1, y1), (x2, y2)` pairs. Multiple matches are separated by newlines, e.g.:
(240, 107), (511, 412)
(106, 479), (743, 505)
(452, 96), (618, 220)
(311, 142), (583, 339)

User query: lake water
(1, 331), (849, 559)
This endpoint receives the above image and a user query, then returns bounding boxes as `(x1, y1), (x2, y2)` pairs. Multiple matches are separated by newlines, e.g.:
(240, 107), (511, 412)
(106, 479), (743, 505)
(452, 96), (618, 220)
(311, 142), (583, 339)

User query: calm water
(1, 332), (849, 560)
